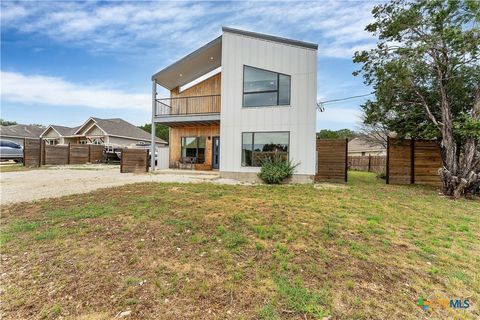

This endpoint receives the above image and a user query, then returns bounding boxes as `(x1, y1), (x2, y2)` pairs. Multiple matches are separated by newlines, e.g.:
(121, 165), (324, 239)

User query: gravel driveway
(0, 164), (240, 205)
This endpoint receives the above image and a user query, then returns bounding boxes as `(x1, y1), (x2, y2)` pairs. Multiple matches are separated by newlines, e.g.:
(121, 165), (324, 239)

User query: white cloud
(1, 71), (149, 110)
(0, 1), (377, 59)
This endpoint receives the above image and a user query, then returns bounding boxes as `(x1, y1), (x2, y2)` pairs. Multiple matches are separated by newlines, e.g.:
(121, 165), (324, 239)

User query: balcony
(154, 95), (221, 126)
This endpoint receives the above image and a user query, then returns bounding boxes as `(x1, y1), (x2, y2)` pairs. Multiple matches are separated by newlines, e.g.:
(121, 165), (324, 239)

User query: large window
(243, 66), (291, 107)
(241, 132), (289, 167)
(181, 136), (206, 163)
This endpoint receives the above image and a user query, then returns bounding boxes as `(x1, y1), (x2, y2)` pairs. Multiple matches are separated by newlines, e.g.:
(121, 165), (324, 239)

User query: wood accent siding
(169, 124), (220, 169)
(170, 73), (221, 114)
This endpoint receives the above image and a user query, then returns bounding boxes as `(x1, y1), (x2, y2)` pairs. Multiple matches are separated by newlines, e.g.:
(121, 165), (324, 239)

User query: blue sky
(1, 1), (378, 130)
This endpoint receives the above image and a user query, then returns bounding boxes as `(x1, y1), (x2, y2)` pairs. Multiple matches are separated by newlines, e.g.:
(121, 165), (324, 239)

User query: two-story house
(150, 27), (317, 183)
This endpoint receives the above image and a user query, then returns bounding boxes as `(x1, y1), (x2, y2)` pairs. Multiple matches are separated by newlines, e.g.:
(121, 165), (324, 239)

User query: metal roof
(151, 27), (318, 91)
(222, 26), (318, 50)
(151, 36), (222, 90)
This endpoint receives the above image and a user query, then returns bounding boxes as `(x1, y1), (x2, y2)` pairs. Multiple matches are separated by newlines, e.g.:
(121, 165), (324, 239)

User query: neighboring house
(150, 27), (317, 182)
(41, 125), (80, 145)
(348, 137), (386, 156)
(0, 124), (45, 146)
(41, 117), (167, 147)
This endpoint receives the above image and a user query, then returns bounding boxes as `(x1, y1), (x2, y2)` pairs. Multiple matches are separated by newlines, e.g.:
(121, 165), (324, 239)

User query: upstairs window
(243, 66), (291, 107)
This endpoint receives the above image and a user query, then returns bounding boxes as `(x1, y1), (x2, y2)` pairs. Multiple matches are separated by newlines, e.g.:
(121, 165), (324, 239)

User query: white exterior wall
(219, 31), (317, 176)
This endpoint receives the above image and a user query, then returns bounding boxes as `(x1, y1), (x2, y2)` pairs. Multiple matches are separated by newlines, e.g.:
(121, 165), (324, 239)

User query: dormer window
(243, 65), (291, 107)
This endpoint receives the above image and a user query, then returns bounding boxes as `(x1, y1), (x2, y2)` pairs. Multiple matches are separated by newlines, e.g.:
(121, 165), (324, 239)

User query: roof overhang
(152, 36), (222, 91)
(153, 114), (220, 127)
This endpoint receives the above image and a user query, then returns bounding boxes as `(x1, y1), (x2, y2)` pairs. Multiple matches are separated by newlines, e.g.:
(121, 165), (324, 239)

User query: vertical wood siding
(169, 124), (220, 168)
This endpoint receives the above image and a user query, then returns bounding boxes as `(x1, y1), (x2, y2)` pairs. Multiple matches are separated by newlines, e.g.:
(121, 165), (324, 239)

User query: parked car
(0, 140), (23, 162)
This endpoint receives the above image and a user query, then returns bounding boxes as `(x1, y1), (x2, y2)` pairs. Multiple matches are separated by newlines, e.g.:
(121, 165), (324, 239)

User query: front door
(212, 136), (220, 169)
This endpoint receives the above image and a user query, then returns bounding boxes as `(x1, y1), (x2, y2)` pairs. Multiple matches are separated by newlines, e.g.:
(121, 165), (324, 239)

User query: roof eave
(221, 26), (318, 50)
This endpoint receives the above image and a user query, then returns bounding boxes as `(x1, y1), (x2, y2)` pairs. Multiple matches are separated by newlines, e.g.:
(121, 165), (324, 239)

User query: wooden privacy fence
(348, 155), (386, 174)
(315, 138), (348, 182)
(23, 139), (42, 167)
(23, 139), (104, 166)
(120, 149), (149, 173)
(386, 138), (443, 187)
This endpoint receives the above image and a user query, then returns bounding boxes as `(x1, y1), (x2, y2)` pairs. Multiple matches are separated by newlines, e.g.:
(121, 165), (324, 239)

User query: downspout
(150, 80), (157, 171)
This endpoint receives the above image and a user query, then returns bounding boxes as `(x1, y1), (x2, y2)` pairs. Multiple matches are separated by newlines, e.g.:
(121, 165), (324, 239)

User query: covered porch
(150, 34), (223, 171)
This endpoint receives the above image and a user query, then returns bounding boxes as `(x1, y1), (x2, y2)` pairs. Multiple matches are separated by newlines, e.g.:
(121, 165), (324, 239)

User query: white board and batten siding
(220, 30), (317, 176)
(156, 146), (170, 169)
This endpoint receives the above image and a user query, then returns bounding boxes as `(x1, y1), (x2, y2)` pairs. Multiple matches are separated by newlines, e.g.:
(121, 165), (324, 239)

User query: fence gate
(120, 149), (149, 173)
(315, 138), (348, 182)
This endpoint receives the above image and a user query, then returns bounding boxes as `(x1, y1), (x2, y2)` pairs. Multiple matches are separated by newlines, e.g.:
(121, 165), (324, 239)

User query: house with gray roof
(0, 124), (45, 146)
(40, 117), (167, 147)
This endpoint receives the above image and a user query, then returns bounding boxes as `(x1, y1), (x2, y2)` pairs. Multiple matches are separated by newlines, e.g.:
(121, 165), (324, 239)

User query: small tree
(138, 123), (169, 143)
(354, 0), (480, 198)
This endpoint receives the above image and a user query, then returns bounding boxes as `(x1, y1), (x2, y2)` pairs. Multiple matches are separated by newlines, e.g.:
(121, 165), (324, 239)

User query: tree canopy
(354, 0), (480, 197)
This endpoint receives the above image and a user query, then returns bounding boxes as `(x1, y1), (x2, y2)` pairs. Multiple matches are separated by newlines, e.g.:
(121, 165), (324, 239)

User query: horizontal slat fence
(24, 140), (106, 166)
(88, 145), (104, 163)
(315, 138), (347, 182)
(23, 138), (42, 167)
(348, 156), (386, 174)
(413, 140), (443, 187)
(69, 145), (90, 164)
(386, 138), (442, 186)
(121, 149), (149, 173)
(43, 144), (69, 165)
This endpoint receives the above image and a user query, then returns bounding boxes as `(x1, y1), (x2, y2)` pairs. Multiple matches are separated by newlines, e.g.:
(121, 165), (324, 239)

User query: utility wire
(316, 92), (375, 112)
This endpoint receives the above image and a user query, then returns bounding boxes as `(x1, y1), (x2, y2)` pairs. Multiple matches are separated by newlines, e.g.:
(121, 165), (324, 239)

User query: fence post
(411, 138), (415, 184)
(42, 139), (46, 165)
(386, 136), (390, 184)
(68, 143), (71, 164)
(344, 138), (348, 182)
(146, 149), (150, 173)
(23, 138), (26, 167)
(368, 154), (372, 172)
(39, 138), (43, 167)
(88, 145), (91, 163)
(120, 148), (124, 173)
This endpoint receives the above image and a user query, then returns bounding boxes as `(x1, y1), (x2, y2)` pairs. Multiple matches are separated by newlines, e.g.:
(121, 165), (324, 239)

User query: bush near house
(258, 155), (299, 184)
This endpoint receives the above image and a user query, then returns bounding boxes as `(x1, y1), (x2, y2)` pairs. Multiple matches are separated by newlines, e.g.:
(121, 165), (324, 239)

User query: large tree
(354, 0), (480, 198)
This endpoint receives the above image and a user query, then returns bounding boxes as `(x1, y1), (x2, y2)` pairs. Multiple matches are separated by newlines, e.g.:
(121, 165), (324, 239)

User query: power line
(316, 92), (375, 112)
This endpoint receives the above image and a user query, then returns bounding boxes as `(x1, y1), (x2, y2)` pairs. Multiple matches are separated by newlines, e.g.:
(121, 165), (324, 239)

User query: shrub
(258, 154), (299, 184)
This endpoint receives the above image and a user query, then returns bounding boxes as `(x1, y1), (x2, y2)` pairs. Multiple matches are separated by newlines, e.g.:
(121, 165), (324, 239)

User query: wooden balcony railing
(155, 94), (221, 117)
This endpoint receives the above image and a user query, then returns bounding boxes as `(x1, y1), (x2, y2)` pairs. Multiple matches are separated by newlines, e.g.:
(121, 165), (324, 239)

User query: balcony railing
(155, 94), (221, 117)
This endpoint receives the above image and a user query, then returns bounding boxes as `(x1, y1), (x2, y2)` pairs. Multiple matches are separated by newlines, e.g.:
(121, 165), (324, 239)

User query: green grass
(0, 171), (479, 319)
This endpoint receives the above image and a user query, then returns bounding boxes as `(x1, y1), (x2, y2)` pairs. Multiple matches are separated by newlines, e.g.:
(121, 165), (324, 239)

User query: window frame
(241, 131), (290, 167)
(242, 65), (291, 108)
(181, 136), (206, 164)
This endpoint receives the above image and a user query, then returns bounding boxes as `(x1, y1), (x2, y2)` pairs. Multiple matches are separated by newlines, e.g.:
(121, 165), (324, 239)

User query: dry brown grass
(0, 172), (478, 319)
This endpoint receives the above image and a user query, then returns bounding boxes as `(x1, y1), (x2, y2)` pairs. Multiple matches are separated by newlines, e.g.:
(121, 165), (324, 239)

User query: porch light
(179, 73), (183, 77)
(210, 56), (214, 60)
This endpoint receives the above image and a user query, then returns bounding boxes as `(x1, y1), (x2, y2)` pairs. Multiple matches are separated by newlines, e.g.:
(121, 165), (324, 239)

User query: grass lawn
(0, 172), (478, 319)
(0, 163), (35, 172)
